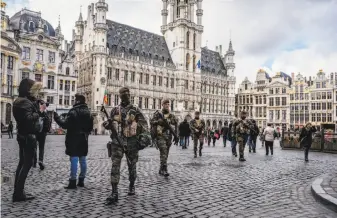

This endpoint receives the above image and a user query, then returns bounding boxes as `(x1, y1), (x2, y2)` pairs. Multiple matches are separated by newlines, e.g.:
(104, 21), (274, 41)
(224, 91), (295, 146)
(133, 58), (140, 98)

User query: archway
(206, 120), (211, 128)
(5, 103), (11, 124)
(219, 120), (223, 128)
(212, 120), (217, 129)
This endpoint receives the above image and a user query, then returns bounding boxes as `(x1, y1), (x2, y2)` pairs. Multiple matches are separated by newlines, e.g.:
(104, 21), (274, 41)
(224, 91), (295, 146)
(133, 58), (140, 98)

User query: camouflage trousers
(193, 134), (204, 153)
(236, 135), (248, 156)
(110, 136), (139, 185)
(157, 135), (172, 167)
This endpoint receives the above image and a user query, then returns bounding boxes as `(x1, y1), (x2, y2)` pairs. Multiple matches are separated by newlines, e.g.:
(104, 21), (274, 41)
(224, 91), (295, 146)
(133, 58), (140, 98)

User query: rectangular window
(322, 113), (326, 122)
(145, 74), (149, 85)
(7, 56), (14, 70)
(316, 92), (321, 100)
(107, 94), (112, 106)
(275, 97), (280, 106)
(311, 103), (316, 110)
(282, 97), (287, 106)
(71, 81), (75, 91)
(131, 71), (135, 82)
(139, 73), (143, 84)
(311, 113), (316, 122)
(153, 75), (157, 86)
(185, 80), (188, 89)
(37, 49), (43, 61)
(48, 51), (55, 63)
(269, 98), (274, 106)
(35, 74), (42, 82)
(131, 96), (135, 105)
(59, 95), (63, 105)
(114, 95), (119, 106)
(65, 80), (70, 91)
(311, 93), (315, 100)
(47, 75), (54, 89)
(322, 92), (326, 100)
(269, 89), (273, 95)
(1, 53), (5, 69)
(107, 67), (112, 79)
(47, 96), (54, 104)
(184, 101), (188, 109)
(316, 82), (320, 89)
(316, 103), (321, 110)
(327, 92), (332, 99)
(152, 99), (156, 109)
(22, 47), (31, 60)
(327, 102), (332, 110)
(22, 72), (29, 80)
(139, 97), (142, 109)
(71, 96), (75, 105)
(124, 70), (128, 82)
(115, 69), (120, 80)
(59, 80), (63, 90)
(327, 113), (332, 122)
(158, 99), (162, 109)
(322, 102), (326, 110)
(170, 78), (174, 88)
(159, 76), (162, 86)
(145, 98), (149, 109)
(165, 77), (169, 87)
(192, 81), (195, 91)
(64, 96), (70, 106)
(282, 110), (286, 120)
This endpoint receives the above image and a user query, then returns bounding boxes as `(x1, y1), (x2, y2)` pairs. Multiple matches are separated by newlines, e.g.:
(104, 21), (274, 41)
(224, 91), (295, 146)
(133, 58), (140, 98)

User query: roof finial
(229, 29), (231, 41)
(78, 5), (83, 22)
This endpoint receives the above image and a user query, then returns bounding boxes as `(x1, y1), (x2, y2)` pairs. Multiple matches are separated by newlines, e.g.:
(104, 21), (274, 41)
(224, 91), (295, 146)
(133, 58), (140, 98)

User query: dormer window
(44, 25), (48, 33)
(29, 21), (35, 32)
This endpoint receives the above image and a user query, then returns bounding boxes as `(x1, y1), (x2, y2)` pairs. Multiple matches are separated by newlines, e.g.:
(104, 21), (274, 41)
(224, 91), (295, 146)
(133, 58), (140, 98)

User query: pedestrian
(190, 111), (206, 158)
(263, 123), (275, 155)
(221, 122), (229, 147)
(12, 78), (43, 202)
(8, 121), (13, 138)
(53, 94), (93, 189)
(150, 99), (178, 177)
(248, 120), (259, 153)
(213, 129), (219, 146)
(228, 120), (237, 157)
(103, 87), (150, 205)
(206, 126), (212, 146)
(299, 122), (317, 162)
(232, 111), (252, 161)
(178, 119), (190, 149)
(33, 101), (51, 170)
(259, 127), (265, 147)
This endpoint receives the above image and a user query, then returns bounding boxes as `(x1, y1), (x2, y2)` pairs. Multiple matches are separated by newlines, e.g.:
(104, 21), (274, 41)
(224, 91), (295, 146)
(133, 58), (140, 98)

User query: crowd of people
(10, 78), (318, 204)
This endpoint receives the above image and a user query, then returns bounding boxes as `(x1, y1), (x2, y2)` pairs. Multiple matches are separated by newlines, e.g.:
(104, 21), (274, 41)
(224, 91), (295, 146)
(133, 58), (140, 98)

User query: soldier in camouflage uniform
(150, 99), (178, 177)
(103, 87), (149, 205)
(190, 111), (206, 158)
(231, 111), (253, 161)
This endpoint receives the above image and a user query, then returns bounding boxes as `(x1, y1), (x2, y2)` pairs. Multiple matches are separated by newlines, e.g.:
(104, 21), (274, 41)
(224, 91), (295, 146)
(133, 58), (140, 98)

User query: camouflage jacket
(109, 104), (148, 138)
(231, 118), (253, 139)
(150, 110), (178, 137)
(190, 119), (206, 136)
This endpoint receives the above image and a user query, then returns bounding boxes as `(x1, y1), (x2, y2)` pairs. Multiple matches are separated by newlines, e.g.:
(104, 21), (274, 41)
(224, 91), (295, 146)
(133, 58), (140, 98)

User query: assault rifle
(157, 112), (179, 145)
(101, 105), (130, 164)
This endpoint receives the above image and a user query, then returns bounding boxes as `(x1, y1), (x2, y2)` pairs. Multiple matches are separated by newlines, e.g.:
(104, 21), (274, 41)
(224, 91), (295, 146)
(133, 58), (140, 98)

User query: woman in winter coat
(263, 124), (275, 155)
(299, 123), (317, 162)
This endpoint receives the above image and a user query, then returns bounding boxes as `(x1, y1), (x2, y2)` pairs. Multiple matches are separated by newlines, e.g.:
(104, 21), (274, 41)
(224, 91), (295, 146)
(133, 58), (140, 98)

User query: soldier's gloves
(103, 119), (112, 129)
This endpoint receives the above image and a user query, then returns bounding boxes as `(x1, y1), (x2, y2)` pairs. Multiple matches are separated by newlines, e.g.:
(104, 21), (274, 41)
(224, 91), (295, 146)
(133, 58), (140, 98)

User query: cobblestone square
(1, 135), (337, 218)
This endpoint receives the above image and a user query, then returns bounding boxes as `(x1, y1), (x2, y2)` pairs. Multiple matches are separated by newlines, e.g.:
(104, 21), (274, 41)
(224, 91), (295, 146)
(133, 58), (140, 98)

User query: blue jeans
(70, 156), (87, 180)
(231, 139), (237, 154)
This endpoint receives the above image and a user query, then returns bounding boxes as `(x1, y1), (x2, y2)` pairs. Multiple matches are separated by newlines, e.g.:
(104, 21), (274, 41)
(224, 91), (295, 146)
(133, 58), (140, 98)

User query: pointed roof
(226, 40), (235, 55)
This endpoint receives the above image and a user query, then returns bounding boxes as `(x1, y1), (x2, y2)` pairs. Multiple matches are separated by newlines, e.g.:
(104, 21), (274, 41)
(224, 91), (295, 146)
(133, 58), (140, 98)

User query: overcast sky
(6, 0), (337, 86)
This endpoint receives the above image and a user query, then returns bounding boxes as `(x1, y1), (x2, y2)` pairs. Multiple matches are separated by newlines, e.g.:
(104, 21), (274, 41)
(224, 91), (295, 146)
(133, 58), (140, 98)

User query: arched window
(29, 21), (35, 32)
(192, 55), (196, 72)
(44, 25), (48, 33)
(186, 53), (190, 71)
(66, 67), (70, 75)
(186, 31), (190, 49)
(193, 33), (196, 50)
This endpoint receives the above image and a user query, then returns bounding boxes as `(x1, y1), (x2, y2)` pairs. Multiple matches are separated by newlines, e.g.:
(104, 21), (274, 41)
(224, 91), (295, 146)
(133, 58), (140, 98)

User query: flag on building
(196, 60), (201, 69)
(103, 89), (108, 105)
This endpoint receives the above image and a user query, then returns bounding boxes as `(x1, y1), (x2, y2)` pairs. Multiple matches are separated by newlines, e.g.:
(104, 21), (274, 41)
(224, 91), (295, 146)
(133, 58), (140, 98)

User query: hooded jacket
(13, 79), (42, 135)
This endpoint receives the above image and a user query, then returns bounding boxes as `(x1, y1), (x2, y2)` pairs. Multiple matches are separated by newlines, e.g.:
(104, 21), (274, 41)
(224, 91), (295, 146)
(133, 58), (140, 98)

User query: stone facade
(74, 0), (236, 133)
(3, 7), (76, 129)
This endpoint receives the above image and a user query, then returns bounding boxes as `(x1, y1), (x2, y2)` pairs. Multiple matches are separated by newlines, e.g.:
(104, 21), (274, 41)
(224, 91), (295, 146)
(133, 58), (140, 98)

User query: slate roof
(106, 20), (175, 69)
(200, 47), (226, 75)
(9, 9), (56, 37)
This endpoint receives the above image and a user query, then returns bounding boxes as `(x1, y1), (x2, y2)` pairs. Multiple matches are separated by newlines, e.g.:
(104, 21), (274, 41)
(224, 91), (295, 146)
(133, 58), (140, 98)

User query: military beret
(119, 87), (130, 94)
(162, 99), (170, 104)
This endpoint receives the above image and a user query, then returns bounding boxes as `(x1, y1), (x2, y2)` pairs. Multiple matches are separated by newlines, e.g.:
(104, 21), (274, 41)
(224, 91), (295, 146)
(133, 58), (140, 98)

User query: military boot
(239, 155), (246, 162)
(194, 150), (197, 158)
(199, 148), (202, 157)
(159, 165), (164, 175)
(162, 165), (170, 177)
(105, 184), (118, 205)
(128, 181), (135, 196)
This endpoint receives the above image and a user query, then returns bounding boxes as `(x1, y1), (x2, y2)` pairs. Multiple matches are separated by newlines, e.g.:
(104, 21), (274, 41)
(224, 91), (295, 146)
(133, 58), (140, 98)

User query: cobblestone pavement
(1, 136), (337, 218)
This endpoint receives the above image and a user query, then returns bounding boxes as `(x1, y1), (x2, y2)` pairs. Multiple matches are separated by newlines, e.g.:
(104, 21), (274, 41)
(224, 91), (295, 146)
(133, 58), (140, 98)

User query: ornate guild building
(75, 0), (236, 132)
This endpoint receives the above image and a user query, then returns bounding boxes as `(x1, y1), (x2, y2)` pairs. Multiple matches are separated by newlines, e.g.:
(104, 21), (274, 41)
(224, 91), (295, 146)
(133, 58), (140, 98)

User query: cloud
(5, 0), (337, 88)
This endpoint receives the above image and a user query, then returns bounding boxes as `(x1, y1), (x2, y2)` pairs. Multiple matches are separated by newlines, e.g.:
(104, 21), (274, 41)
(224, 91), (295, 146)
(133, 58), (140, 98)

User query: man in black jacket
(33, 100), (51, 170)
(179, 119), (190, 149)
(54, 94), (93, 189)
(221, 122), (229, 147)
(299, 122), (317, 162)
(12, 78), (43, 202)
